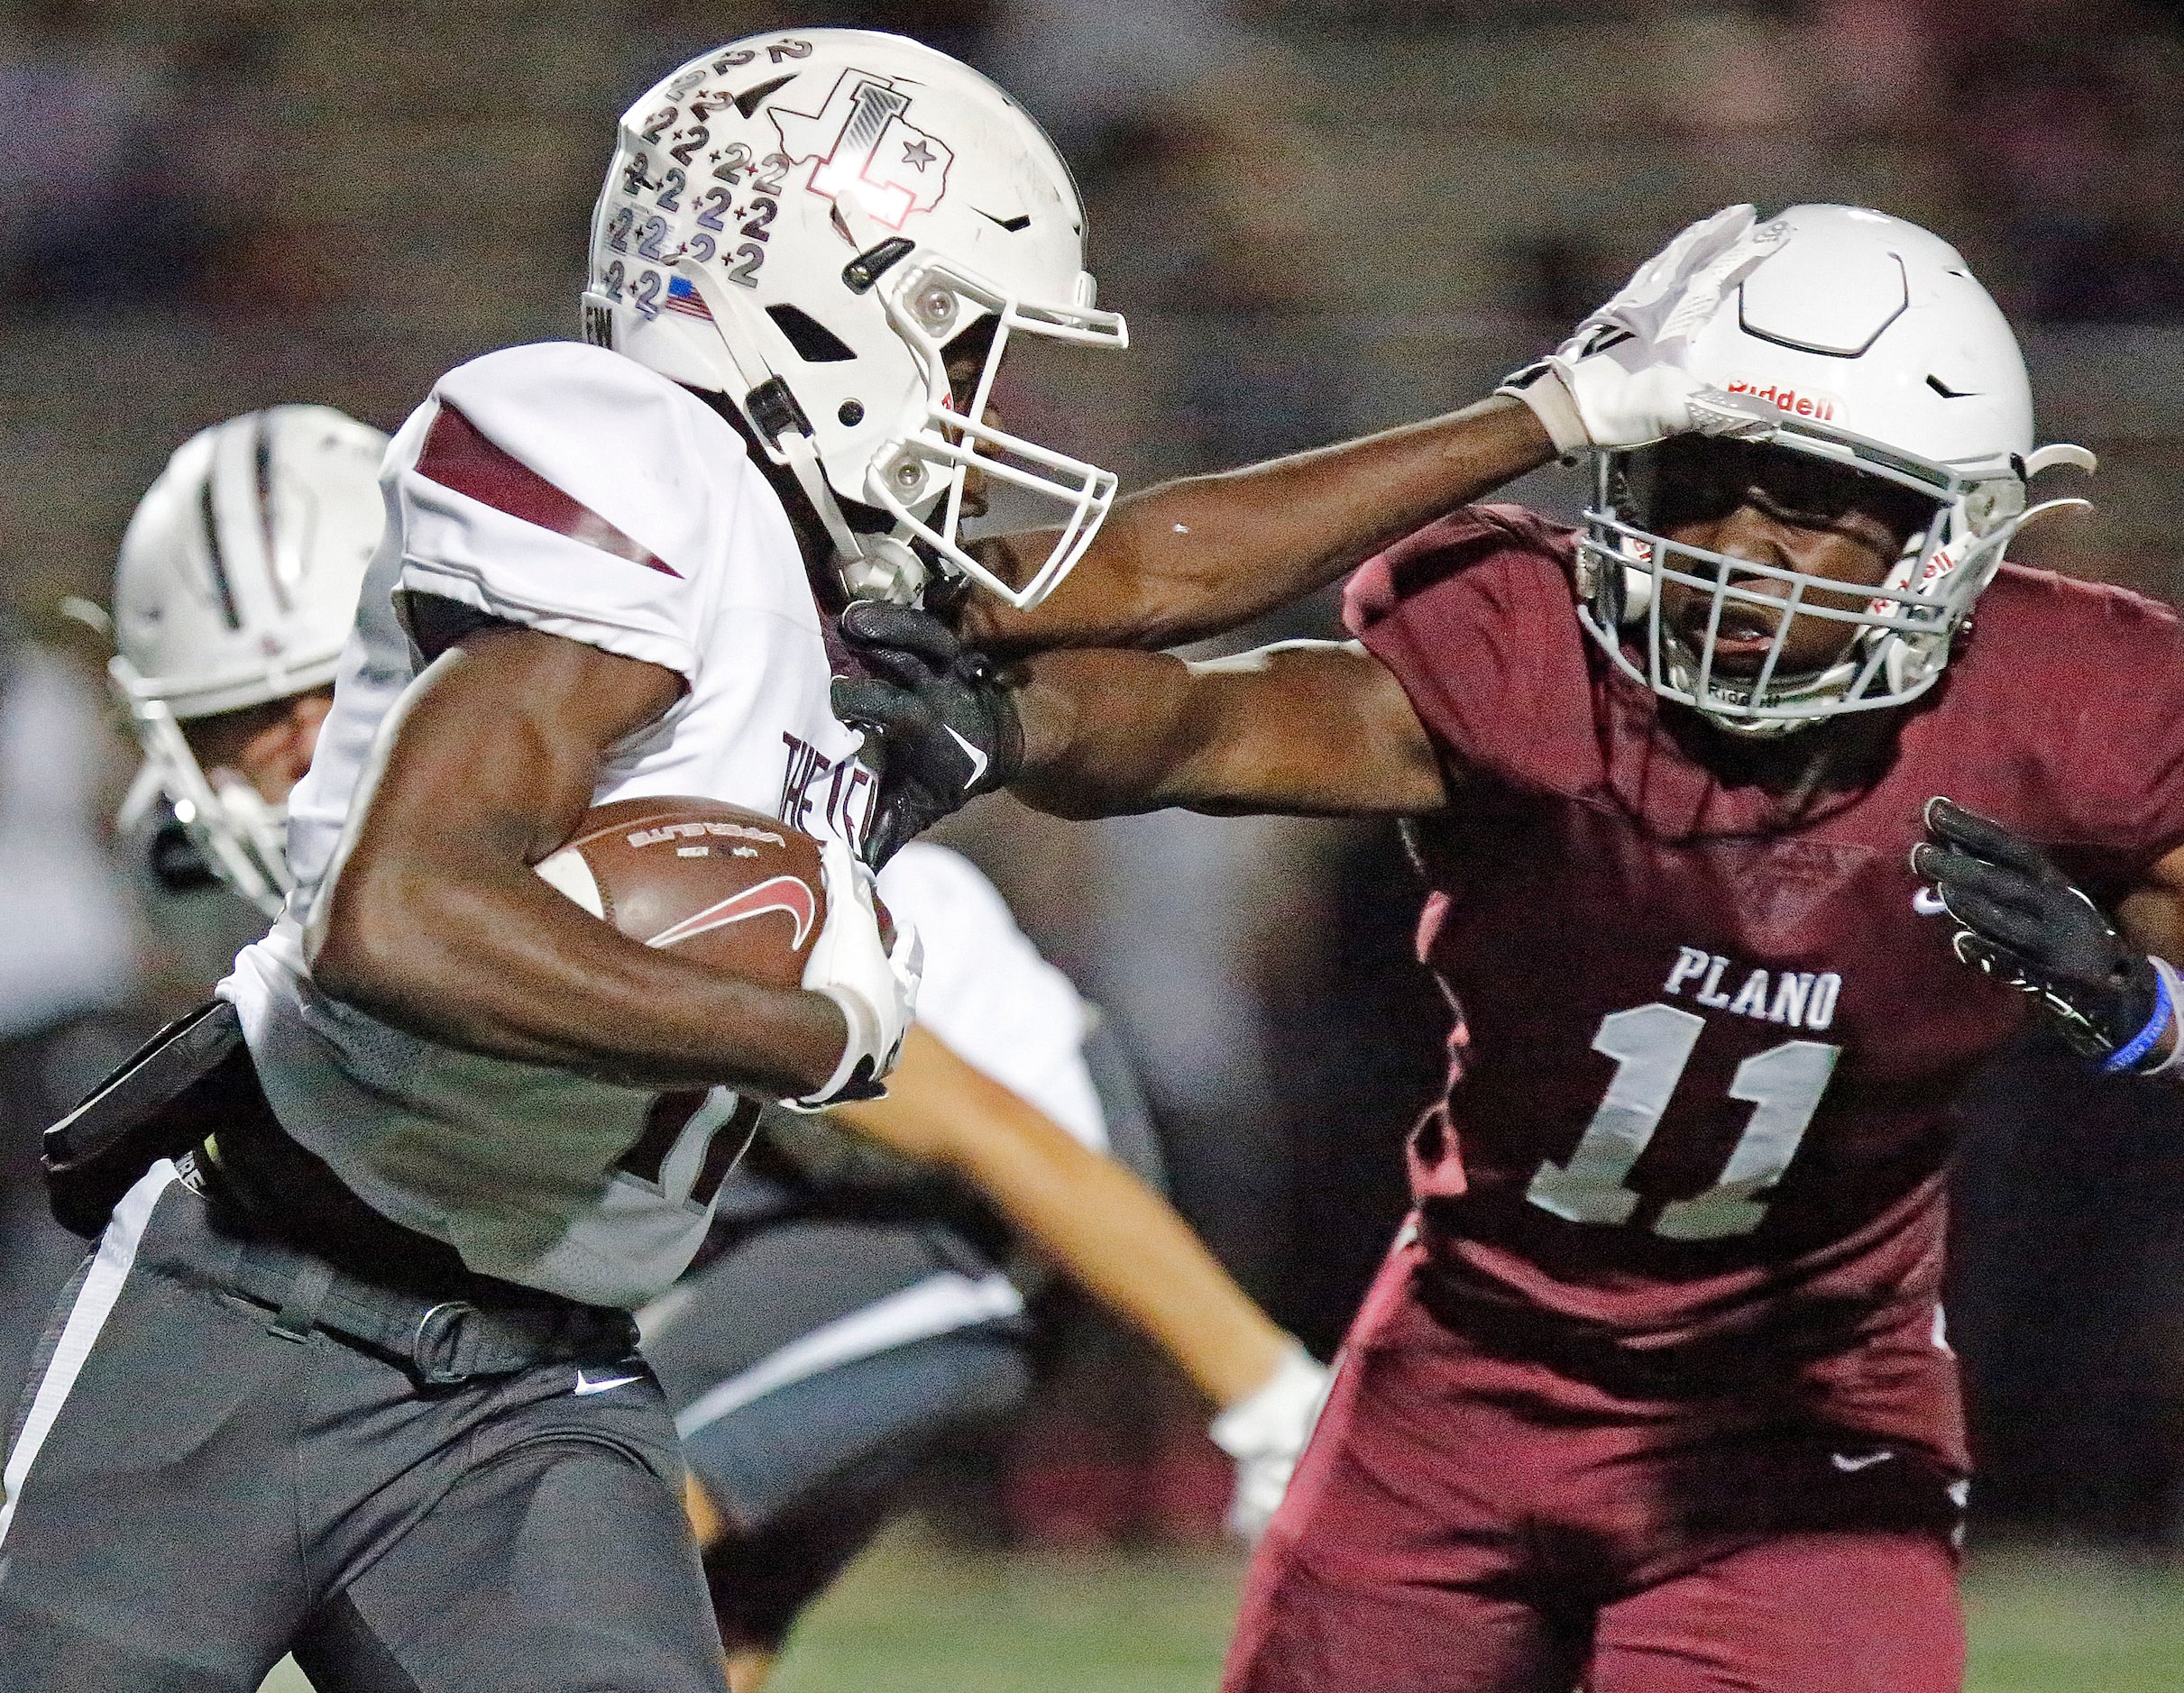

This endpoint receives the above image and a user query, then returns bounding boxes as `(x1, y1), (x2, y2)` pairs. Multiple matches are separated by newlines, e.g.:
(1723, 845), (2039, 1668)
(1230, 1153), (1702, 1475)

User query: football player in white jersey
(105, 404), (391, 919)
(0, 31), (1121, 1691)
(88, 399), (1330, 1693)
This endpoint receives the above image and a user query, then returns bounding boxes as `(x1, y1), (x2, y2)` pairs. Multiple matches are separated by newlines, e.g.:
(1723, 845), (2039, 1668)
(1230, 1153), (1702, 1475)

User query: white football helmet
(1577, 204), (2095, 736)
(581, 28), (1126, 609)
(110, 405), (388, 915)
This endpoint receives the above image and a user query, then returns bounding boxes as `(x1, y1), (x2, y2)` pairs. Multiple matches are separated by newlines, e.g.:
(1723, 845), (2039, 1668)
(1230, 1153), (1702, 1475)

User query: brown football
(534, 796), (826, 990)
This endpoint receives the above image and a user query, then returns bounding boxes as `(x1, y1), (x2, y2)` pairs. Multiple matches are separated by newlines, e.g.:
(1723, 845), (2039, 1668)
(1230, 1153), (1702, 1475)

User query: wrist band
(2101, 956), (2177, 1074)
(1493, 362), (1587, 460)
(2134, 957), (2184, 1077)
(782, 984), (879, 1112)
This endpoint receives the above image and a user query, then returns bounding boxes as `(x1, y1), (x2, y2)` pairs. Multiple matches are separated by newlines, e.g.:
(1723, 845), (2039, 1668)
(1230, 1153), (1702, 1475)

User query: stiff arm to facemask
(830, 600), (1022, 868)
(1520, 204), (2096, 736)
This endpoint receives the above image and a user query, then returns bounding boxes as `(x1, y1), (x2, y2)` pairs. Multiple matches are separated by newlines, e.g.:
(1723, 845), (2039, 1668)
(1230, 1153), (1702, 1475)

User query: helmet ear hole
(764, 305), (856, 363)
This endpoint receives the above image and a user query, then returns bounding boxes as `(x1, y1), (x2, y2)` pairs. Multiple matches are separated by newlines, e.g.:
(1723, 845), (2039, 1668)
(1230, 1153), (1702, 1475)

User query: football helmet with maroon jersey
(107, 405), (388, 916)
(1573, 205), (2094, 737)
(582, 30), (1126, 611)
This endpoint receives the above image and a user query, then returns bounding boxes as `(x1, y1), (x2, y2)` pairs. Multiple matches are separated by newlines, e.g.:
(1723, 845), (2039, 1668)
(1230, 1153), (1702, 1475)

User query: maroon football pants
(1225, 1234), (1967, 1693)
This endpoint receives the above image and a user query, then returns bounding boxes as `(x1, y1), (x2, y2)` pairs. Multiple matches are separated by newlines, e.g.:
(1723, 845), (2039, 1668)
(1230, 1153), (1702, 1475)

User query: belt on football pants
(182, 1153), (638, 1386)
(151, 1036), (642, 1386)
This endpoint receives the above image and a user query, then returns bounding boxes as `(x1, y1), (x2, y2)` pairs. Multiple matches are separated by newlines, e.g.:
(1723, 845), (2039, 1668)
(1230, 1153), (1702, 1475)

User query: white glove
(1208, 1340), (1334, 1543)
(1497, 203), (1786, 454)
(785, 830), (922, 1111)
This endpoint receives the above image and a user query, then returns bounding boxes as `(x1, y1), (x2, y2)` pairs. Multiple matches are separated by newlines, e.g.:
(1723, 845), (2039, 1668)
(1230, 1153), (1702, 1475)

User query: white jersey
(874, 842), (1104, 1151)
(220, 342), (873, 1310)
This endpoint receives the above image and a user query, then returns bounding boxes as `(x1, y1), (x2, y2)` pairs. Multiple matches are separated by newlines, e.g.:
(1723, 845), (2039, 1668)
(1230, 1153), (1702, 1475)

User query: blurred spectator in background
(0, 0), (273, 314)
(1950, 18), (2184, 325)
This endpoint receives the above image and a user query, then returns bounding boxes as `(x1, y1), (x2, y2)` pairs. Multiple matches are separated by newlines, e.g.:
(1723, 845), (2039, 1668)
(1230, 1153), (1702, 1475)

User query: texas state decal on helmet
(772, 71), (955, 230)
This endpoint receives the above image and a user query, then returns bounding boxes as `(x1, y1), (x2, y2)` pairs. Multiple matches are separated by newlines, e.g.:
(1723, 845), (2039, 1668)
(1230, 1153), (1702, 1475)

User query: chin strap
(2023, 443), (2099, 478)
(1980, 442), (2098, 558)
(2002, 493), (2097, 540)
(694, 265), (930, 607)
(775, 430), (926, 604)
(774, 429), (864, 559)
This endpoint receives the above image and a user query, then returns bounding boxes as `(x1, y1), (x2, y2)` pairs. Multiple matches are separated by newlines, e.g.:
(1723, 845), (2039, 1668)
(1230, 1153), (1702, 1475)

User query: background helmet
(1577, 204), (2095, 737)
(581, 28), (1126, 609)
(110, 404), (388, 914)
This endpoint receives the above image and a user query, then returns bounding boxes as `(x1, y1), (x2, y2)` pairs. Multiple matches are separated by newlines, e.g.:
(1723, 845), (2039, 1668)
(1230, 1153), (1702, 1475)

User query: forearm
(306, 628), (850, 1099)
(312, 858), (847, 1098)
(977, 1124), (1289, 1409)
(833, 1031), (1288, 1408)
(1006, 642), (1446, 820)
(1006, 648), (1208, 819)
(966, 395), (1553, 655)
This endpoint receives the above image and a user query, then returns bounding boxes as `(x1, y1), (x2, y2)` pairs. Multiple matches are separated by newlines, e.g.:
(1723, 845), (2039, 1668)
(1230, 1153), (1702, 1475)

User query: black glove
(1913, 797), (2172, 1069)
(831, 600), (1023, 868)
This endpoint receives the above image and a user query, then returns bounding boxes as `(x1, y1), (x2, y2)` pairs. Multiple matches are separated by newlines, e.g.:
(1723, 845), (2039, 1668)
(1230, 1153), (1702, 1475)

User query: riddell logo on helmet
(1724, 380), (1841, 423)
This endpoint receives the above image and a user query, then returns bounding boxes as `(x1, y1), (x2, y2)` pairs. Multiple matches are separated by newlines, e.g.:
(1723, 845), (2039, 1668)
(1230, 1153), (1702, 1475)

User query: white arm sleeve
(875, 843), (1106, 1152)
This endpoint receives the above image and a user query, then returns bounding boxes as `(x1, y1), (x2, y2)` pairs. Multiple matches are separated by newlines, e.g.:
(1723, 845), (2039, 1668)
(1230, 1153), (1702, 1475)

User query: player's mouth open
(1678, 599), (1783, 668)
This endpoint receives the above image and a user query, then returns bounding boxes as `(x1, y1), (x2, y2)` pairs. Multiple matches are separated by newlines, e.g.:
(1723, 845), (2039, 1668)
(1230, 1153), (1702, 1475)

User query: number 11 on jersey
(1525, 1002), (1841, 1240)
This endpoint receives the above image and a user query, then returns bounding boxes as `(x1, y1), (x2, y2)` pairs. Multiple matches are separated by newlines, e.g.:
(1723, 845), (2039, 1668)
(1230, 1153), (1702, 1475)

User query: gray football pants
(0, 1163), (728, 1693)
(644, 1217), (1032, 1646)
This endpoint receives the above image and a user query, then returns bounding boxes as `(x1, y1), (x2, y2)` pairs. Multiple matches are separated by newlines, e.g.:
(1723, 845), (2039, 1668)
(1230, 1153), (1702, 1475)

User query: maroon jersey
(1344, 505), (2184, 1360)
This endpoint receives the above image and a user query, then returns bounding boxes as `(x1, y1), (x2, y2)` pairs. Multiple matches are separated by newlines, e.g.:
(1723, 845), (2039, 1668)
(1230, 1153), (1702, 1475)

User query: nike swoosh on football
(945, 727), (988, 786)
(1831, 1449), (1895, 1472)
(574, 1369), (645, 1396)
(644, 875), (817, 951)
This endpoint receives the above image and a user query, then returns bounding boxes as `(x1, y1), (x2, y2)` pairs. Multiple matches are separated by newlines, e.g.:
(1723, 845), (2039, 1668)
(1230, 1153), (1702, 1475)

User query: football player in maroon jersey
(836, 203), (2184, 1691)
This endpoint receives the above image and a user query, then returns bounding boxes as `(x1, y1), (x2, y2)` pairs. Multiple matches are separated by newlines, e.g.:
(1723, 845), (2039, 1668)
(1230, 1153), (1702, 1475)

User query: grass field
(771, 1533), (2184, 1693)
(261, 1532), (2184, 1691)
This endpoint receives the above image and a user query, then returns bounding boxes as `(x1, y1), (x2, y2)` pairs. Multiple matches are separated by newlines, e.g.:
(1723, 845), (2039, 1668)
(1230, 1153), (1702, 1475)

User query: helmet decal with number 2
(583, 31), (1128, 611)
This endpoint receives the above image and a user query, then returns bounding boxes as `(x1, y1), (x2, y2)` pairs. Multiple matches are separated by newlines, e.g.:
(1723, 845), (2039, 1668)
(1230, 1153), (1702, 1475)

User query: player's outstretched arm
(830, 1023), (1304, 1411)
(1007, 640), (1451, 820)
(961, 396), (1554, 656)
(832, 614), (1450, 853)
(963, 204), (1784, 657)
(308, 621), (855, 1101)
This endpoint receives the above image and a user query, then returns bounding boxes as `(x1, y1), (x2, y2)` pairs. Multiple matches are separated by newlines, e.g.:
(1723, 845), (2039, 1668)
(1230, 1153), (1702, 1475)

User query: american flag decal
(664, 277), (712, 321)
